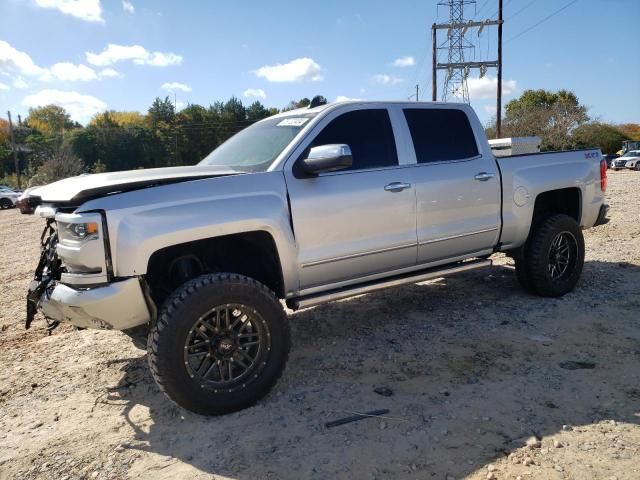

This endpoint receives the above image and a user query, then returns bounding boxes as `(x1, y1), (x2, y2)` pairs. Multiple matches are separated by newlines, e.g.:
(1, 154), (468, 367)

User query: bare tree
(29, 143), (86, 187)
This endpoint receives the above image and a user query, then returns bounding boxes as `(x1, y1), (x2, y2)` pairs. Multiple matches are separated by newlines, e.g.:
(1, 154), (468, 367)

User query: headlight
(58, 221), (99, 243)
(55, 212), (110, 285)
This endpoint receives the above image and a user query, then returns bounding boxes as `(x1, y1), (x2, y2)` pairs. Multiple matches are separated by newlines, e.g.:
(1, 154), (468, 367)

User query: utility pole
(416, 84), (420, 102)
(432, 23), (437, 101)
(496, 0), (503, 138)
(7, 111), (20, 190)
(431, 1), (504, 110)
(174, 92), (178, 165)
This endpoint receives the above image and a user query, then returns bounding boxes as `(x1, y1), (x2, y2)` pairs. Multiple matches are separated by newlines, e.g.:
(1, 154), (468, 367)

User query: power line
(472, 0), (491, 20)
(488, 0), (513, 21)
(508, 0), (538, 20)
(506, 0), (578, 43)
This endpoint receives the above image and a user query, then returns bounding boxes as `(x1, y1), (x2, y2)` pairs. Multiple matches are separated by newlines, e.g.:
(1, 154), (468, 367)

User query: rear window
(403, 108), (479, 163)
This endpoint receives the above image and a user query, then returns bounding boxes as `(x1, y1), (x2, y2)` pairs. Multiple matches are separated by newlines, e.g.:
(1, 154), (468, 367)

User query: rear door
(400, 106), (501, 264)
(284, 107), (417, 291)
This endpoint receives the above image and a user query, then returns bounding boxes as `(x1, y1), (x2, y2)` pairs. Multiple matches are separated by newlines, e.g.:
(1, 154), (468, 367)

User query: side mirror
(300, 144), (352, 175)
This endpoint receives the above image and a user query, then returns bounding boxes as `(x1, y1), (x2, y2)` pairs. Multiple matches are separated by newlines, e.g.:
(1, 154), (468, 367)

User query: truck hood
(28, 165), (239, 204)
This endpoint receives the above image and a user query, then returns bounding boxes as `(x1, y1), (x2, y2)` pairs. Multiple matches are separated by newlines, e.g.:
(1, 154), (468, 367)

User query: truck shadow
(108, 259), (640, 479)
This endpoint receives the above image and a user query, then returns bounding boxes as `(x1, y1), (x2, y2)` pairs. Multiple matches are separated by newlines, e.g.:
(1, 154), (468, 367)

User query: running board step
(288, 258), (492, 310)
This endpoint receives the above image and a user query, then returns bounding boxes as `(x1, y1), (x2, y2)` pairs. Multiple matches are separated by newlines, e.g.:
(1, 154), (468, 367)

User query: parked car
(620, 150), (640, 170)
(602, 154), (618, 168)
(0, 187), (20, 209)
(611, 150), (639, 170)
(22, 101), (607, 415)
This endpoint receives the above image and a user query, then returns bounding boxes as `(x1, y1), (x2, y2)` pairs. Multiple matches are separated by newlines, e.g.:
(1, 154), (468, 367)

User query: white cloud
(145, 52), (182, 67)
(0, 82), (9, 91)
(0, 41), (123, 85)
(34, 0), (104, 23)
(334, 95), (362, 102)
(99, 68), (121, 78)
(243, 88), (266, 99)
(175, 101), (185, 111)
(22, 89), (106, 123)
(161, 82), (191, 92)
(86, 44), (182, 67)
(13, 77), (28, 89)
(371, 74), (404, 86)
(50, 62), (97, 81)
(254, 57), (323, 82)
(0, 40), (48, 78)
(121, 0), (134, 14)
(467, 76), (517, 100)
(393, 56), (415, 67)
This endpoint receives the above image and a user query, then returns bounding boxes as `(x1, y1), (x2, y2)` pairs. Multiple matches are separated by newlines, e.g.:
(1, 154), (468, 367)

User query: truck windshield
(199, 114), (316, 172)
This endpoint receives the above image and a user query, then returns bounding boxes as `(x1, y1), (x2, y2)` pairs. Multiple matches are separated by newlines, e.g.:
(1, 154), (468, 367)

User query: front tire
(514, 214), (585, 297)
(147, 273), (290, 415)
(0, 198), (12, 209)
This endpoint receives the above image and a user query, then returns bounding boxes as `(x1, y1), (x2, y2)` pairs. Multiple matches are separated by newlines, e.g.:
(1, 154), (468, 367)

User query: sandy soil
(0, 171), (639, 480)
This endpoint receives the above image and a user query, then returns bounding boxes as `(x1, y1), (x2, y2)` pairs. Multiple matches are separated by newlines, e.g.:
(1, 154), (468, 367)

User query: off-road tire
(147, 273), (290, 415)
(515, 214), (584, 297)
(0, 198), (12, 209)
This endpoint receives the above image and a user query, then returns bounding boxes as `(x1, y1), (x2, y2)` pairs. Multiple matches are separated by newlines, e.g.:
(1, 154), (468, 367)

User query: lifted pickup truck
(22, 101), (608, 415)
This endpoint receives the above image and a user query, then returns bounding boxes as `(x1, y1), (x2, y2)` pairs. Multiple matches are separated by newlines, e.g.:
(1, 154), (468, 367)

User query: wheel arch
(531, 187), (582, 227)
(145, 230), (287, 306)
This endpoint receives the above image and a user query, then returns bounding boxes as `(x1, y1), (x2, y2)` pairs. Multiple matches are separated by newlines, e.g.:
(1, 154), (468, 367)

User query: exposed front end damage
(26, 218), (151, 332)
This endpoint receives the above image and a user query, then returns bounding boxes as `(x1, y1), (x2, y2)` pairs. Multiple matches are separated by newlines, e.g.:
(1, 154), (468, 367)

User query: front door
(284, 108), (417, 291)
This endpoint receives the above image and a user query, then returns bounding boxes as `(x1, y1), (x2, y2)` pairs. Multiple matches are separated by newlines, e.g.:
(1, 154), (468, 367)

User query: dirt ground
(0, 171), (639, 480)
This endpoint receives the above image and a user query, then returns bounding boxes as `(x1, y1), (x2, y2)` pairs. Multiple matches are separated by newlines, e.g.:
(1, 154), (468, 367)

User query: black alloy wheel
(183, 304), (270, 391)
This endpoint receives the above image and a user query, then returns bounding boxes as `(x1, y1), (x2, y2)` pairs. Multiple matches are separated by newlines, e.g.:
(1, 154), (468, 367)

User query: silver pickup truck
(21, 101), (608, 415)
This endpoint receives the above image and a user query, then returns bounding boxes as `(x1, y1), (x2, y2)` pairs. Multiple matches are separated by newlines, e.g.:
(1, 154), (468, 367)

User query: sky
(1, 0), (639, 126)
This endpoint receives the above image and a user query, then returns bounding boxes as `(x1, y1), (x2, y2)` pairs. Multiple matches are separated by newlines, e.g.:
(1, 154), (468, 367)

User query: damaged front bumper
(26, 218), (151, 331)
(32, 278), (151, 330)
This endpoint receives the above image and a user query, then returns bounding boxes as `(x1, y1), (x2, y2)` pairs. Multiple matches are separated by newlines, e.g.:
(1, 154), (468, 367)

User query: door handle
(384, 182), (412, 192)
(474, 172), (496, 181)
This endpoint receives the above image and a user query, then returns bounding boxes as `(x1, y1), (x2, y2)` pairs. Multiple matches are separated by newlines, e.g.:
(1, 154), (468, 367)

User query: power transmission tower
(437, 0), (476, 103)
(432, 0), (504, 136)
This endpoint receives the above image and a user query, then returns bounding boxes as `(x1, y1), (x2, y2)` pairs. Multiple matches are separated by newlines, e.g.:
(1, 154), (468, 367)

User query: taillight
(600, 159), (607, 192)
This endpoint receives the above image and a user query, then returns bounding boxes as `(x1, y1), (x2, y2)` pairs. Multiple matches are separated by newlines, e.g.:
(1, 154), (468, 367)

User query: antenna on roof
(308, 96), (328, 109)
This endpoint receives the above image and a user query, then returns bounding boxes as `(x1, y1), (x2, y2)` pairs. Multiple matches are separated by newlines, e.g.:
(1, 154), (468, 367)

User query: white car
(613, 150), (640, 170)
(0, 187), (20, 209)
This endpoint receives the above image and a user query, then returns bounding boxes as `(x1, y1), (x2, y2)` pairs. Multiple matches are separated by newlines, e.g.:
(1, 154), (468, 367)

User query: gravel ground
(0, 171), (639, 480)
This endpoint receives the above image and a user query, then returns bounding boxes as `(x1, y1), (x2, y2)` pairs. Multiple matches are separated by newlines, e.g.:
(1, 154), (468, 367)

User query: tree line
(0, 96), (319, 188)
(0, 90), (638, 189)
(485, 89), (639, 153)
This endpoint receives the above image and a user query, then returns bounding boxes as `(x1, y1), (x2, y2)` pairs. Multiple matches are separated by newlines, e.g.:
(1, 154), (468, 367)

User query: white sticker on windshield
(277, 118), (309, 127)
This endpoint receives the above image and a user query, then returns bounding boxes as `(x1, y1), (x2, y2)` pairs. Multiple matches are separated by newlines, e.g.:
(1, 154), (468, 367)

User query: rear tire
(147, 273), (290, 415)
(514, 214), (584, 297)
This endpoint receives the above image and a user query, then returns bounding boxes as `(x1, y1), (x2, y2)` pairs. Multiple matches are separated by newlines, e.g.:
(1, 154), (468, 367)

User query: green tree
(572, 122), (630, 154)
(282, 97), (312, 111)
(147, 97), (175, 126)
(175, 104), (218, 165)
(497, 89), (589, 151)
